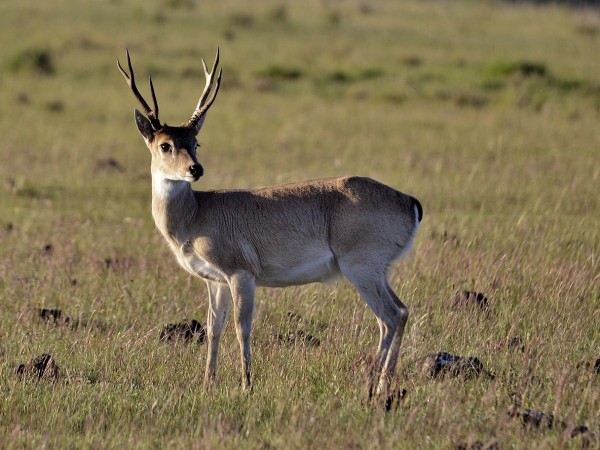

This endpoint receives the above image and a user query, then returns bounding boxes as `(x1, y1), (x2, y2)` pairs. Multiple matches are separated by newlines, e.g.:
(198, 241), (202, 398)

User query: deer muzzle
(189, 164), (204, 181)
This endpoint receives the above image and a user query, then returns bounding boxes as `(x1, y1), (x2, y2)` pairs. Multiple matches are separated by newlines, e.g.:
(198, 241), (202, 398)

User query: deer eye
(160, 143), (172, 153)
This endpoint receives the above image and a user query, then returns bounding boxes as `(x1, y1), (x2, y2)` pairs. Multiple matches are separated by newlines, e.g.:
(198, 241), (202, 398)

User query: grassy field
(1, 0), (599, 448)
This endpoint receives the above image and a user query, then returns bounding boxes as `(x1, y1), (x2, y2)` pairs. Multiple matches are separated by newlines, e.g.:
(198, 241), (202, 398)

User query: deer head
(118, 49), (222, 182)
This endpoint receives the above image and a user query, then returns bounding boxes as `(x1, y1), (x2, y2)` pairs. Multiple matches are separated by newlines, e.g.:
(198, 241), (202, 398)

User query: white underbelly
(171, 240), (339, 287)
(256, 250), (340, 287)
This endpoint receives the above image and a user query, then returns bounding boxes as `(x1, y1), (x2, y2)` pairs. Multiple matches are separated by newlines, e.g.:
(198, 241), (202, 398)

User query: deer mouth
(183, 174), (199, 183)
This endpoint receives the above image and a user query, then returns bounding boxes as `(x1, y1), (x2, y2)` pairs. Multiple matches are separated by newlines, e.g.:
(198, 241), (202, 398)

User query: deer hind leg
(228, 271), (256, 390)
(339, 260), (402, 400)
(204, 280), (231, 389)
(375, 283), (409, 398)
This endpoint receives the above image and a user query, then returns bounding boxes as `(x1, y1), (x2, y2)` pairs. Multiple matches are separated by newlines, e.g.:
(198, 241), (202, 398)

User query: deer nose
(189, 164), (203, 180)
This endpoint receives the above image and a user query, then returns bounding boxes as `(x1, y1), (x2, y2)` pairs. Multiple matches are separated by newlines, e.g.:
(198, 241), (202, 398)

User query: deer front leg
(204, 280), (231, 389)
(227, 271), (256, 390)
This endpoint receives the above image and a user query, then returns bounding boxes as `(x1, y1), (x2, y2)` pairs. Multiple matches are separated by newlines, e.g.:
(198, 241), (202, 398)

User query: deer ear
(134, 109), (154, 141)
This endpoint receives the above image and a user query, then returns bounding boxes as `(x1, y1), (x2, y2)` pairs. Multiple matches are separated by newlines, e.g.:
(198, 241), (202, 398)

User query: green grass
(1, 0), (599, 448)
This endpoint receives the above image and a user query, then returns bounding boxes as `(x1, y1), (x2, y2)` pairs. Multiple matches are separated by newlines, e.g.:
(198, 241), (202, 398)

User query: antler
(187, 48), (222, 132)
(117, 49), (162, 130)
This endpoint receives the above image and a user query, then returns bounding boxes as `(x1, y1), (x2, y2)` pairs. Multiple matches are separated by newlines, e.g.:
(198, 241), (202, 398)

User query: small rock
(38, 308), (63, 323)
(277, 330), (320, 347)
(294, 330), (320, 347)
(95, 158), (124, 173)
(40, 244), (53, 256)
(45, 100), (64, 112)
(507, 336), (525, 352)
(384, 387), (407, 412)
(576, 358), (600, 375)
(37, 308), (80, 328)
(421, 352), (489, 379)
(38, 308), (62, 322)
(454, 290), (489, 309)
(508, 404), (555, 429)
(17, 354), (60, 382)
(521, 408), (555, 429)
(16, 92), (30, 104)
(508, 404), (594, 443)
(160, 320), (206, 344)
(569, 426), (597, 448)
(571, 425), (590, 438)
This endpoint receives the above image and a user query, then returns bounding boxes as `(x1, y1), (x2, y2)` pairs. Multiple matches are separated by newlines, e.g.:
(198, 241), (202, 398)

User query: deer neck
(151, 173), (197, 242)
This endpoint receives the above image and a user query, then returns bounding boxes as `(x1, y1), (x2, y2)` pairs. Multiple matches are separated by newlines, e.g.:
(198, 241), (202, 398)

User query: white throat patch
(152, 174), (189, 199)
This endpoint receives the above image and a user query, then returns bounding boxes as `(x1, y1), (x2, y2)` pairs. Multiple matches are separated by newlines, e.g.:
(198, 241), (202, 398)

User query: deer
(117, 48), (423, 400)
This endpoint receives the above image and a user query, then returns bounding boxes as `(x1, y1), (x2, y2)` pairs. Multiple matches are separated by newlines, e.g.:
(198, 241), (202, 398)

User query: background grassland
(0, 0), (599, 448)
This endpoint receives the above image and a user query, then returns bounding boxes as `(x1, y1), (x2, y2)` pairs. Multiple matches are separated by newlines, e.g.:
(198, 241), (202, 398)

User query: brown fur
(121, 50), (422, 399)
(153, 176), (419, 285)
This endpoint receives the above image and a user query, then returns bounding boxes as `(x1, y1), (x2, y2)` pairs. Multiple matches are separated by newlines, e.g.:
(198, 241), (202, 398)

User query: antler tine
(188, 68), (222, 131)
(188, 48), (221, 131)
(149, 75), (159, 121)
(117, 49), (162, 130)
(197, 48), (220, 111)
